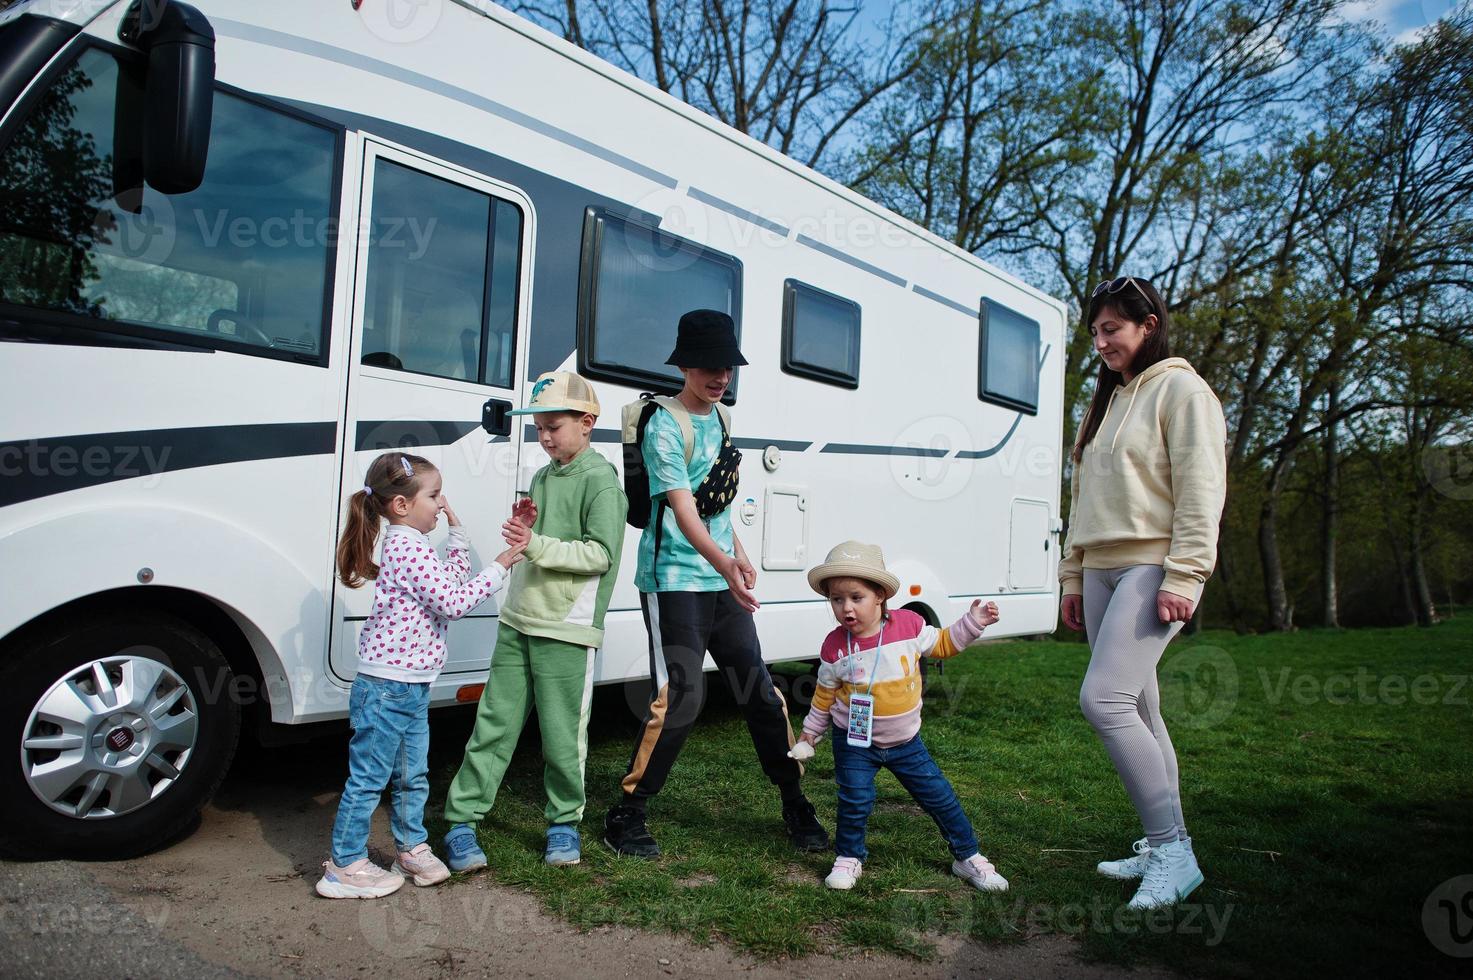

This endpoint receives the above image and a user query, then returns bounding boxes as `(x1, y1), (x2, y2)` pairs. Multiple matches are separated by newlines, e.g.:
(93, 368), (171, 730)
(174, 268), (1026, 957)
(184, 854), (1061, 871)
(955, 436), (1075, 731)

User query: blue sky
(853, 0), (1461, 49)
(1337, 0), (1459, 45)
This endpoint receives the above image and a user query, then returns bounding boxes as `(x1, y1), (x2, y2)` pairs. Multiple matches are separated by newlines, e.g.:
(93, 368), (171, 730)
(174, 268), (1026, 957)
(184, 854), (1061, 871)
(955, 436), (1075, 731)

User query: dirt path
(5, 734), (1177, 978)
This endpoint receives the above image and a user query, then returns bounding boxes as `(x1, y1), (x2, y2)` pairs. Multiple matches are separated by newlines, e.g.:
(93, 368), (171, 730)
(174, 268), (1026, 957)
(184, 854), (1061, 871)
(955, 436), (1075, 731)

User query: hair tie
(361, 485), (374, 496)
(400, 456), (414, 478)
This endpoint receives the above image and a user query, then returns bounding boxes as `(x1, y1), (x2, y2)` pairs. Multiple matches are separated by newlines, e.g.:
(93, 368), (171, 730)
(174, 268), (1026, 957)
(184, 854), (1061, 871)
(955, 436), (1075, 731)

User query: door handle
(482, 397), (512, 437)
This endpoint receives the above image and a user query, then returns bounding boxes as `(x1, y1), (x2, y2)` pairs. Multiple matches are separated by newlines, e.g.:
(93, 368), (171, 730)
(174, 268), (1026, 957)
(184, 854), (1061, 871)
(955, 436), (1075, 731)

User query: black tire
(0, 612), (241, 859)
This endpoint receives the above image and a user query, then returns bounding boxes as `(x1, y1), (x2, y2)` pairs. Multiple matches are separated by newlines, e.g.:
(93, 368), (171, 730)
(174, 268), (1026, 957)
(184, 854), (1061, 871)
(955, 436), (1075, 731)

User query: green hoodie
(499, 447), (627, 647)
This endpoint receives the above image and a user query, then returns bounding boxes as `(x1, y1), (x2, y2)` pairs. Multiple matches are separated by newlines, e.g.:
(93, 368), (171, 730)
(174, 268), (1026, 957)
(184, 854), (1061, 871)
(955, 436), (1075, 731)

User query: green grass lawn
(427, 613), (1473, 977)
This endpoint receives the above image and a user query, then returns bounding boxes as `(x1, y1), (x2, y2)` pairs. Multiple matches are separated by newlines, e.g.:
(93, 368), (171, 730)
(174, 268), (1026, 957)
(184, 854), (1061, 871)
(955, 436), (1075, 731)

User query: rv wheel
(0, 613), (241, 859)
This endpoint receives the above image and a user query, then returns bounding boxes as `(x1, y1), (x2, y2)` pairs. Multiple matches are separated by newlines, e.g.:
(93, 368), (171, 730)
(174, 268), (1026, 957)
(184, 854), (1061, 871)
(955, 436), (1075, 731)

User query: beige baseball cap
(807, 540), (901, 600)
(509, 371), (601, 416)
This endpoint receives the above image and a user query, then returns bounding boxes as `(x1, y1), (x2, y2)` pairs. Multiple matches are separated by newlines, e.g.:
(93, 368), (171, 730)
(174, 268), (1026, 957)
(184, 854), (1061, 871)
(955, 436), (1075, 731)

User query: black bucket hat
(665, 309), (748, 368)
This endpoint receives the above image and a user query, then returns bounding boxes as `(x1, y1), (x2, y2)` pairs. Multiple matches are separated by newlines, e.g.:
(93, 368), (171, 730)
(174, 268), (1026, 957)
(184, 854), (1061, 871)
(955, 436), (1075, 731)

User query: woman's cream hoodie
(1059, 357), (1227, 600)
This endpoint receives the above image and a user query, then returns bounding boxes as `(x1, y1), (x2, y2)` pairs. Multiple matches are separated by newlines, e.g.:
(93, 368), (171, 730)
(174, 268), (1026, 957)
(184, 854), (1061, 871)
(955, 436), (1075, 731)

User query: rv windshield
(0, 46), (337, 358)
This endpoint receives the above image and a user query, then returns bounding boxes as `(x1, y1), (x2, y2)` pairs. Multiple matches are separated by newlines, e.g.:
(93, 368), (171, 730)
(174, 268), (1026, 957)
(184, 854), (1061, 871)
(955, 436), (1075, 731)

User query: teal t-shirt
(634, 407), (734, 592)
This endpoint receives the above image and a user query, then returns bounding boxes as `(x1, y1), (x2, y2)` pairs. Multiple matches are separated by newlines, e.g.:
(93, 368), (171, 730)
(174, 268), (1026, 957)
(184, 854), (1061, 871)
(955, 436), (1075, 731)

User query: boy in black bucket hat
(605, 310), (829, 857)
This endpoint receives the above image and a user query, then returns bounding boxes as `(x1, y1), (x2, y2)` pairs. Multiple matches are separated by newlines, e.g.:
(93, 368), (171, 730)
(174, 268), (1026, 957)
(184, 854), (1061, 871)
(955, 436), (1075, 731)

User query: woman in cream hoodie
(1058, 277), (1226, 911)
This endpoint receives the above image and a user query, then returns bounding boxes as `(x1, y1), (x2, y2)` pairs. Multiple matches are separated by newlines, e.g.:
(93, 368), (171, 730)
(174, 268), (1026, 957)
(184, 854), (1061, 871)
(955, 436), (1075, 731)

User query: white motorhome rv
(0, 0), (1066, 857)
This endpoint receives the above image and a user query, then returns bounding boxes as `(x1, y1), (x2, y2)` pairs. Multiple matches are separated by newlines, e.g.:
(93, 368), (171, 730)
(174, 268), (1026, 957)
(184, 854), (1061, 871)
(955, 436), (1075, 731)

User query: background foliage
(513, 0), (1473, 630)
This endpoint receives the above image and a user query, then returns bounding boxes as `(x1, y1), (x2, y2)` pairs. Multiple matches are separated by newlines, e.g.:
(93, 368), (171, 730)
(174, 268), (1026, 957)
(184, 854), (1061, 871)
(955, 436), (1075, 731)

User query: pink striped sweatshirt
(800, 608), (987, 748)
(356, 524), (508, 683)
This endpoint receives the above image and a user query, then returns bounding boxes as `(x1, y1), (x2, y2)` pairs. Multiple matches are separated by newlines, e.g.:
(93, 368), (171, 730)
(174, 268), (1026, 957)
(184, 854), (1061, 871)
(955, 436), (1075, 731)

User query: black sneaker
(604, 804), (660, 858)
(782, 797), (830, 852)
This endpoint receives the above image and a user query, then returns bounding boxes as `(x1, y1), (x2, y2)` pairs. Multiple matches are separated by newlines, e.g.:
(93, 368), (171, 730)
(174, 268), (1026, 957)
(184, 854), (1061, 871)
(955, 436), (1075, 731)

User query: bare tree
(509, 0), (926, 169)
(840, 0), (1095, 255)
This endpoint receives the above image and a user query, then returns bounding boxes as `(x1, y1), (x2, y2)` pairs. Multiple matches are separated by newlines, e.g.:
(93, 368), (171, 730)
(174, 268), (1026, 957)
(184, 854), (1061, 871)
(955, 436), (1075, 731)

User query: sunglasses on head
(1091, 276), (1153, 303)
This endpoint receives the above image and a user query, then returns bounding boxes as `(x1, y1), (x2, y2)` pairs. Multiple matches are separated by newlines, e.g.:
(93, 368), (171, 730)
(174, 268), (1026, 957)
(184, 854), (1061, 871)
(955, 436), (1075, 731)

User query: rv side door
(331, 138), (534, 683)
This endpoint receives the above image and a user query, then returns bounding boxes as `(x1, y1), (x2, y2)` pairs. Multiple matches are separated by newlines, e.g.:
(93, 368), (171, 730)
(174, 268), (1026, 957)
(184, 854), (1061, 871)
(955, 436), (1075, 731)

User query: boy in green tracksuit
(442, 371), (626, 869)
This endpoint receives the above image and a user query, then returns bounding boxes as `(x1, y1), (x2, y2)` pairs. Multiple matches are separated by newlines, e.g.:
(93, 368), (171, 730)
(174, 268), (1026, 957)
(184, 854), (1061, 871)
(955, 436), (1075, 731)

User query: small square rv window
(978, 299), (1039, 414)
(577, 208), (742, 397)
(781, 280), (860, 389)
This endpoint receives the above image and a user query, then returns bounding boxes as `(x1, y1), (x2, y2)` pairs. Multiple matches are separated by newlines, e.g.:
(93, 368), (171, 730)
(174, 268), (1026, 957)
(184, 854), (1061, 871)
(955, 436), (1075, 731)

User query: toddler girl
(316, 452), (527, 899)
(792, 541), (1008, 892)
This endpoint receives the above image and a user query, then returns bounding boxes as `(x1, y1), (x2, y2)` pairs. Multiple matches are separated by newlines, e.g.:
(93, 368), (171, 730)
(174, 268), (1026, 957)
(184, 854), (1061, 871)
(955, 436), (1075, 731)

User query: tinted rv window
(781, 280), (860, 389)
(578, 209), (741, 394)
(978, 299), (1040, 414)
(0, 47), (337, 360)
(360, 159), (522, 387)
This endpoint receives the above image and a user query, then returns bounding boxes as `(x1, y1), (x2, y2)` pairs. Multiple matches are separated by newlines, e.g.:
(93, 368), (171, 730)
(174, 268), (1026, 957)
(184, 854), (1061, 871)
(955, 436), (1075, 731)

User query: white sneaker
(315, 858), (405, 899)
(952, 853), (1009, 892)
(1097, 838), (1152, 880)
(825, 856), (863, 890)
(1126, 839), (1203, 910)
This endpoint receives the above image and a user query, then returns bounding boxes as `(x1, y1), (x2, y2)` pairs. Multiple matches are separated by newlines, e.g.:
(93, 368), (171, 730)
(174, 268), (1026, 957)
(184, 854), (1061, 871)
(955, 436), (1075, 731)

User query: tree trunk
(1215, 538), (1249, 633)
(1321, 391), (1341, 628)
(1258, 448), (1295, 631)
(1259, 489), (1292, 631)
(1408, 490), (1438, 626)
(1385, 528), (1418, 626)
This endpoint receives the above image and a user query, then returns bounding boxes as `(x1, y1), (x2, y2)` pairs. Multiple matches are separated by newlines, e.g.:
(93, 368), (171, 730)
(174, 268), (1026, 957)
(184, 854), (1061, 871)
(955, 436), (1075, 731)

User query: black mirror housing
(118, 1), (215, 195)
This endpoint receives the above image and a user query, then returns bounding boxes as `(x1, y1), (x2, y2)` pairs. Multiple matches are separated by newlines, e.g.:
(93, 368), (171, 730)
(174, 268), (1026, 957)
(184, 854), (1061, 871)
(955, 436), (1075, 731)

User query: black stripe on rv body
(0, 422), (337, 509)
(794, 234), (907, 288)
(686, 187), (790, 237)
(525, 426), (815, 452)
(355, 420), (487, 451)
(911, 284), (978, 319)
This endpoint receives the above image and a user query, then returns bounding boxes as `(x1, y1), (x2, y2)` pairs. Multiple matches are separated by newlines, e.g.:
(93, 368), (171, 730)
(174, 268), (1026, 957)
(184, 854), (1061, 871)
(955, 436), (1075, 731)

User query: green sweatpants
(444, 623), (596, 827)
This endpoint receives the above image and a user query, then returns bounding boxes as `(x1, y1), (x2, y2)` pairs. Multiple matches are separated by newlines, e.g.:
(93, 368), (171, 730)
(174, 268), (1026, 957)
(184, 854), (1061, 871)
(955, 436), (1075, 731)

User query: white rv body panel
(1, 0), (1066, 729)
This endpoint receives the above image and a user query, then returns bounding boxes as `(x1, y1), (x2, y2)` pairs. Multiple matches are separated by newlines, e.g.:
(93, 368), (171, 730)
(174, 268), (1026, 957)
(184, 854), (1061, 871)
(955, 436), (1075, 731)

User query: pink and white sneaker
(392, 842), (451, 886)
(825, 856), (863, 890)
(952, 853), (1009, 892)
(315, 858), (405, 899)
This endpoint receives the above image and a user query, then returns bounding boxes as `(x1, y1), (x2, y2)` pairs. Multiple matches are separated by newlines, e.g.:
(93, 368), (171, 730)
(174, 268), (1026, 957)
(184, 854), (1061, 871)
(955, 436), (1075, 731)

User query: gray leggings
(1080, 565), (1196, 846)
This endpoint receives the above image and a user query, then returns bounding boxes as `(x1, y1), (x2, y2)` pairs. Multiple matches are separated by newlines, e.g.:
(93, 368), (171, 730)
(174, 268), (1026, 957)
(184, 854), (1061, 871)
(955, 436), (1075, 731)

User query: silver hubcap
(22, 653), (198, 819)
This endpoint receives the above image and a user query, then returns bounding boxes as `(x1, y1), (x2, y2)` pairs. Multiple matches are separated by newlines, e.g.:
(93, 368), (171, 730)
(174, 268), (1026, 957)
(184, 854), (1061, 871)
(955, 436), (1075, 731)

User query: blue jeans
(831, 730), (979, 862)
(330, 674), (431, 866)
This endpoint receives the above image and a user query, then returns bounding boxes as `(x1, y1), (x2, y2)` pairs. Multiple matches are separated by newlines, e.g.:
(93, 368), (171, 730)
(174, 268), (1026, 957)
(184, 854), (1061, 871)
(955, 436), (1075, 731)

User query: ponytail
(335, 451), (435, 588)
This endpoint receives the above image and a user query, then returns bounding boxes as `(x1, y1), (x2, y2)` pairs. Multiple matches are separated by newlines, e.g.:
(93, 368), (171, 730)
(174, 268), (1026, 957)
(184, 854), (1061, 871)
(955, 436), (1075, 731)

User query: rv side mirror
(118, 0), (216, 195)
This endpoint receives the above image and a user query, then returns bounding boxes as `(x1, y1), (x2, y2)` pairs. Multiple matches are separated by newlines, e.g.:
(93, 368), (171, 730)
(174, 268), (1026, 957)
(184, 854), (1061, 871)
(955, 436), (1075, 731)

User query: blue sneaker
(544, 824), (581, 866)
(443, 823), (487, 872)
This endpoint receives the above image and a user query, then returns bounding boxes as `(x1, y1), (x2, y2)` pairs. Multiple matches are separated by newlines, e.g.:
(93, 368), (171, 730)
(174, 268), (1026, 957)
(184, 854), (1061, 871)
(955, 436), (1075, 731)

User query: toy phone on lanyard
(846, 624), (882, 748)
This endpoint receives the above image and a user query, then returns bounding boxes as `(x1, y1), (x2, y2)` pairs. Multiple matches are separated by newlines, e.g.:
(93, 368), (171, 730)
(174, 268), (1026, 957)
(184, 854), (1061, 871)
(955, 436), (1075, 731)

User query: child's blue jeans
(330, 673), (431, 866)
(831, 730), (979, 862)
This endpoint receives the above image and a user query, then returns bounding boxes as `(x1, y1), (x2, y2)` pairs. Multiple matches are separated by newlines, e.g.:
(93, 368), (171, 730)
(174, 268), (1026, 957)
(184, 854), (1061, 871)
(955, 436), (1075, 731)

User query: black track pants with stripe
(620, 590), (801, 803)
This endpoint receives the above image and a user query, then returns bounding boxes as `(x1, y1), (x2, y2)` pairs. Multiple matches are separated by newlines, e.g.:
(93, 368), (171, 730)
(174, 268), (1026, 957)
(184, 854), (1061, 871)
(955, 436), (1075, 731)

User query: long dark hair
(1071, 279), (1172, 463)
(336, 452), (435, 588)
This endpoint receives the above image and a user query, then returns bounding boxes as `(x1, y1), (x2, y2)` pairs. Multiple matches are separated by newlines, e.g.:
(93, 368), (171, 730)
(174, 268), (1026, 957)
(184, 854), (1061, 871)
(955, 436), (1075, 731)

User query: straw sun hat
(806, 540), (901, 600)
